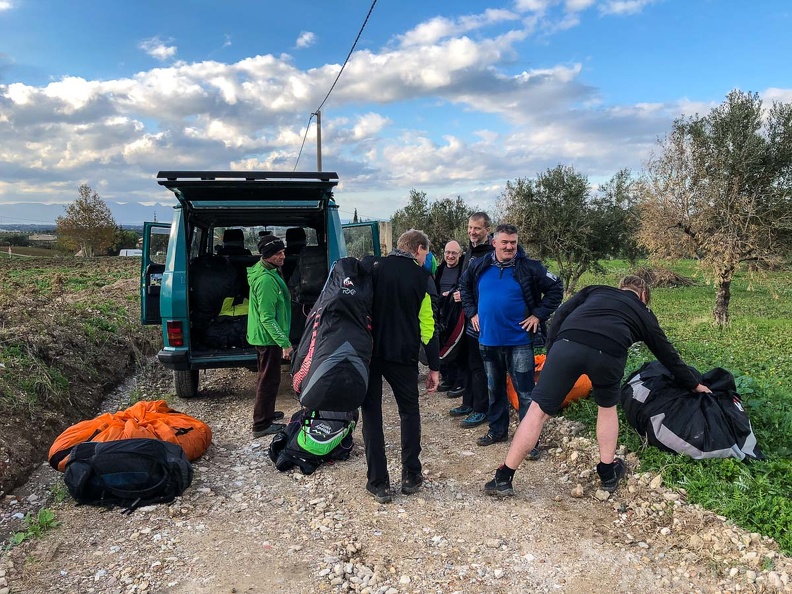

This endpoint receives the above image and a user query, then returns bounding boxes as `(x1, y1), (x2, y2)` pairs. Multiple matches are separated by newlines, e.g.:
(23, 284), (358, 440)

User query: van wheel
(174, 370), (199, 399)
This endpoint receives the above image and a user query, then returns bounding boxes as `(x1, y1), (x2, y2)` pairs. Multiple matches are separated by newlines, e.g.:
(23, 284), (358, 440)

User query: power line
(294, 0), (379, 170)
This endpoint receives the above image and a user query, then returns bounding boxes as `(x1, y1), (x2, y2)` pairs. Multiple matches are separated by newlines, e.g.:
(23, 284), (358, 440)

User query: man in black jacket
(459, 224), (563, 447)
(362, 229), (440, 504)
(484, 275), (712, 497)
(448, 212), (496, 427)
(435, 240), (465, 393)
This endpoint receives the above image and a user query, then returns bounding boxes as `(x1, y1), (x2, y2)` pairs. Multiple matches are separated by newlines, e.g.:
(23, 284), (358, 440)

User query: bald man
(435, 240), (466, 396)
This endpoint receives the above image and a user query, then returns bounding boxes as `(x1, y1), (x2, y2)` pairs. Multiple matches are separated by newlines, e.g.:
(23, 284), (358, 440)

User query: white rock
(399, 575), (411, 584)
(649, 475), (663, 489)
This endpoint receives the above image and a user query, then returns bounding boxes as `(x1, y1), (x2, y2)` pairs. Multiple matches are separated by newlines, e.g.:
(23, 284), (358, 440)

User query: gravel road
(2, 363), (790, 594)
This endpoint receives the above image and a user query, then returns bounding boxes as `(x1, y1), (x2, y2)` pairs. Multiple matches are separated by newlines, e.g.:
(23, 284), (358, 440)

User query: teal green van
(140, 171), (383, 398)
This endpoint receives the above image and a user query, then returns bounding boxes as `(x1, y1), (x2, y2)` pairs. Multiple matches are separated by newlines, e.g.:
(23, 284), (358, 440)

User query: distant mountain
(0, 201), (177, 228)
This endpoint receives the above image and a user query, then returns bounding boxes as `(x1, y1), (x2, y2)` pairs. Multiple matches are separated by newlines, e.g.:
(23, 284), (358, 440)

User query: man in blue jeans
(459, 224), (563, 448)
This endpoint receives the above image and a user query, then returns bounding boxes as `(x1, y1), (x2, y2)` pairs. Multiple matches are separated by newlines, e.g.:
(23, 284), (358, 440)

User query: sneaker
(476, 432), (508, 447)
(366, 484), (393, 504)
(437, 381), (453, 392)
(526, 441), (541, 461)
(484, 473), (515, 497)
(449, 405), (473, 417)
(270, 411), (285, 421)
(460, 412), (487, 428)
(252, 423), (285, 438)
(597, 458), (627, 493)
(401, 473), (424, 495)
(447, 386), (465, 398)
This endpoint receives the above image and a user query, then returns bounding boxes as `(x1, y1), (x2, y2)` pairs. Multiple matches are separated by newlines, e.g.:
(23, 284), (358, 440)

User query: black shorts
(531, 339), (626, 415)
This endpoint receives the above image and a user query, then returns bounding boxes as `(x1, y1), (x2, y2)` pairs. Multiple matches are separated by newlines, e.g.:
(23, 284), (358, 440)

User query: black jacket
(434, 254), (465, 295)
(371, 252), (440, 370)
(459, 246), (563, 344)
(548, 285), (698, 390)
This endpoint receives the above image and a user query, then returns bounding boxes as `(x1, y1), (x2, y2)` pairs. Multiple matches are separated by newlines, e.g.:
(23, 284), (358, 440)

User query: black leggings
(531, 339), (626, 415)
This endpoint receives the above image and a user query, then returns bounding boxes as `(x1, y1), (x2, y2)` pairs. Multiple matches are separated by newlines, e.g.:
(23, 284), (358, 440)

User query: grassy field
(0, 257), (160, 495)
(561, 260), (792, 554)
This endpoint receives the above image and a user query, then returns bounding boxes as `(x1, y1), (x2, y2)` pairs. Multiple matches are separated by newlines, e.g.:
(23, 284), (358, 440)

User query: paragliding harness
(291, 257), (373, 411)
(268, 409), (358, 475)
(620, 361), (763, 461)
(64, 439), (194, 514)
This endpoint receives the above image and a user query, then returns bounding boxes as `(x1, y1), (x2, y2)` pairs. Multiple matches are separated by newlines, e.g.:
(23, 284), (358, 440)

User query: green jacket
(246, 260), (292, 349)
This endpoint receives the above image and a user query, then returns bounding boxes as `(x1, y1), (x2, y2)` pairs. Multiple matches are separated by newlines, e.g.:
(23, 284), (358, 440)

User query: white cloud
(398, 9), (520, 47)
(138, 37), (177, 61)
(0, 1), (13, 11)
(599, 0), (658, 16)
(295, 31), (316, 49)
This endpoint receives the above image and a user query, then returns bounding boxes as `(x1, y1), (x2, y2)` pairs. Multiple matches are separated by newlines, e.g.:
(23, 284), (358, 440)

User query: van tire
(174, 370), (199, 399)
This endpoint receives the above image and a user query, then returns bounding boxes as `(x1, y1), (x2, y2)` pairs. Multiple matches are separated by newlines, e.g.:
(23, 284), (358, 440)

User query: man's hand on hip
(520, 315), (539, 333)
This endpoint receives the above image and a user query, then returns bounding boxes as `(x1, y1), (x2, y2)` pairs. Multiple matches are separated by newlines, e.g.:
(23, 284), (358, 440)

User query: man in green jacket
(247, 234), (292, 437)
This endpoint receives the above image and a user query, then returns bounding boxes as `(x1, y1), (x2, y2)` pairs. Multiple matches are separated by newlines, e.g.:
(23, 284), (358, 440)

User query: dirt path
(2, 365), (791, 594)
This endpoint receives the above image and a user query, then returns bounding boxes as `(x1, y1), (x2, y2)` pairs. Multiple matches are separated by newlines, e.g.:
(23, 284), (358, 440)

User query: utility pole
(314, 110), (323, 172)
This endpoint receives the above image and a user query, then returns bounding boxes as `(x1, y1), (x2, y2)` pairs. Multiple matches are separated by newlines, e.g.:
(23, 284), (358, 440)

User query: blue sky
(1, 0), (791, 225)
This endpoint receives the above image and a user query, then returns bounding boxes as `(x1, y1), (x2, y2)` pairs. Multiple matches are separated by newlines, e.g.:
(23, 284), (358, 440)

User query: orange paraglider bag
(506, 354), (591, 410)
(49, 400), (212, 472)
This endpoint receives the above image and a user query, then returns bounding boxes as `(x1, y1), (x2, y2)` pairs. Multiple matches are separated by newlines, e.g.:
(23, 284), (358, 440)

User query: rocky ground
(2, 363), (791, 594)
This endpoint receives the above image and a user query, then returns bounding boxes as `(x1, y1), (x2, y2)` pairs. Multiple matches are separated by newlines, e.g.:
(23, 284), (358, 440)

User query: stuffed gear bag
(64, 438), (194, 513)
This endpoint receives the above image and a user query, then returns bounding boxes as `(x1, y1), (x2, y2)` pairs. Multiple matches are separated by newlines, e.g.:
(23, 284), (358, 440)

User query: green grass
(561, 259), (792, 553)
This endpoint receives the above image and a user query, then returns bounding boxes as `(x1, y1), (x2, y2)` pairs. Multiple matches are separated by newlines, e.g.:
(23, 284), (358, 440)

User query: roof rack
(156, 171), (339, 182)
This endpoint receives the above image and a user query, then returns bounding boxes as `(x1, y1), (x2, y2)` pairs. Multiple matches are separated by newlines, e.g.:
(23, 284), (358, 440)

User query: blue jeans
(480, 344), (535, 438)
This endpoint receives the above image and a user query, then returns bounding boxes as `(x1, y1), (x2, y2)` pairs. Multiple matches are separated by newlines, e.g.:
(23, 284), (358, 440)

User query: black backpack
(64, 439), (194, 513)
(268, 409), (358, 475)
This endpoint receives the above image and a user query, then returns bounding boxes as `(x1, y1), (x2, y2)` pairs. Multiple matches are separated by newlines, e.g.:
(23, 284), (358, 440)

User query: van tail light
(166, 321), (184, 346)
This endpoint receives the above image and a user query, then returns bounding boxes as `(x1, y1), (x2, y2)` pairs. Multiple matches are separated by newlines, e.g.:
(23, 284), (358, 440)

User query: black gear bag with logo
(291, 257), (373, 412)
(64, 438), (194, 513)
(268, 409), (358, 475)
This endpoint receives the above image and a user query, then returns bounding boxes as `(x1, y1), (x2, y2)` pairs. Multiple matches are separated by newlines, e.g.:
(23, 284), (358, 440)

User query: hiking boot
(460, 412), (487, 428)
(597, 458), (627, 493)
(401, 473), (424, 495)
(437, 381), (453, 392)
(447, 385), (465, 398)
(526, 440), (541, 461)
(252, 423), (285, 438)
(484, 472), (515, 497)
(476, 431), (508, 447)
(450, 405), (473, 417)
(366, 484), (393, 504)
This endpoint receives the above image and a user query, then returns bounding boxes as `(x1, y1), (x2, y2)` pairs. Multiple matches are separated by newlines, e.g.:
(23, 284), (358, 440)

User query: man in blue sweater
(459, 224), (563, 448)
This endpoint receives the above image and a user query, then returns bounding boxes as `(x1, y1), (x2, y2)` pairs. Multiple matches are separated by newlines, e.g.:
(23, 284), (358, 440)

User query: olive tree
(499, 165), (634, 295)
(638, 90), (792, 325)
(56, 184), (118, 257)
(391, 189), (474, 251)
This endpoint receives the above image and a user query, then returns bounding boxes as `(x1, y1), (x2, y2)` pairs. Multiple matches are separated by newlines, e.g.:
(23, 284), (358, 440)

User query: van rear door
(342, 221), (387, 258)
(140, 222), (172, 325)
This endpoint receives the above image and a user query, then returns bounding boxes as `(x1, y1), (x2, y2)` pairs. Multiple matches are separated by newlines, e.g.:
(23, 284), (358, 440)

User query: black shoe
(437, 381), (453, 392)
(401, 473), (424, 495)
(527, 441), (541, 461)
(597, 458), (627, 493)
(252, 423), (285, 438)
(366, 484), (393, 504)
(476, 432), (508, 447)
(484, 474), (515, 497)
(270, 411), (285, 421)
(447, 386), (465, 398)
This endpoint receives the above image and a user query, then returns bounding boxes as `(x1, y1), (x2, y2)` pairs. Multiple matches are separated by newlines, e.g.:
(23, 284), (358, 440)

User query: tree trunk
(713, 276), (732, 326)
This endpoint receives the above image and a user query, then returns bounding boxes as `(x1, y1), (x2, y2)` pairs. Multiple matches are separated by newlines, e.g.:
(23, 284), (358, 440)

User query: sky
(1, 0), (791, 226)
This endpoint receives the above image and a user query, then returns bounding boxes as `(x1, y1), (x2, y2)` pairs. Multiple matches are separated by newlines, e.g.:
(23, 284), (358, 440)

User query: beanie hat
(257, 234), (285, 258)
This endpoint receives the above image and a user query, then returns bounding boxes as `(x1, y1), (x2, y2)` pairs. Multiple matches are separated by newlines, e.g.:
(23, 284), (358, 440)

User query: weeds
(5, 508), (60, 550)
